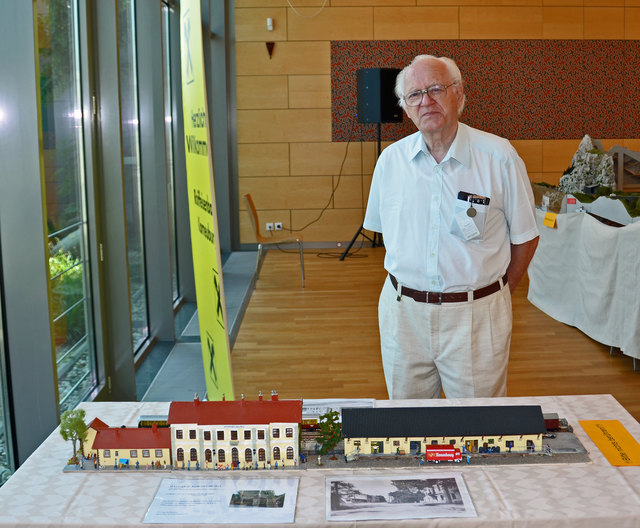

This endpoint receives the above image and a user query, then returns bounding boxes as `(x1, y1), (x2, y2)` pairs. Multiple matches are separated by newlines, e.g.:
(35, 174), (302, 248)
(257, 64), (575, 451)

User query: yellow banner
(580, 420), (640, 466)
(180, 0), (233, 400)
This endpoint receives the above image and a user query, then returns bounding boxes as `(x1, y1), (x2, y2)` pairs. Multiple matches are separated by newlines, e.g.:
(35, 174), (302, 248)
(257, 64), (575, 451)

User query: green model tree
(59, 408), (88, 463)
(316, 410), (342, 455)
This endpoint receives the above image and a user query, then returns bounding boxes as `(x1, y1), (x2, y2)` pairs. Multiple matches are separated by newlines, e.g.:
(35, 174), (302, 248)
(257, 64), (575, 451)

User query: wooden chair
(243, 193), (305, 288)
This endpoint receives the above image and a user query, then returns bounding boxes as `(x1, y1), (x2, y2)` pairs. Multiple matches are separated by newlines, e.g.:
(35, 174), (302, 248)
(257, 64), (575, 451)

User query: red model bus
(424, 445), (462, 463)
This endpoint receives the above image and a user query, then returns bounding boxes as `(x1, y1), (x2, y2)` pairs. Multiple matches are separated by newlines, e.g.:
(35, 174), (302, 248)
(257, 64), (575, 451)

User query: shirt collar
(410, 123), (472, 168)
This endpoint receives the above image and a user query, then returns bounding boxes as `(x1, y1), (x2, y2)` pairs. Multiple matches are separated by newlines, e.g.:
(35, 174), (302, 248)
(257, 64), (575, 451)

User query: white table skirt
(0, 395), (639, 527)
(528, 209), (640, 359)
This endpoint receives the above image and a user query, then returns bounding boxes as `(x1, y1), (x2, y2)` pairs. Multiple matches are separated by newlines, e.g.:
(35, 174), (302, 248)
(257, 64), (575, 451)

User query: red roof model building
(92, 424), (171, 450)
(167, 392), (302, 426)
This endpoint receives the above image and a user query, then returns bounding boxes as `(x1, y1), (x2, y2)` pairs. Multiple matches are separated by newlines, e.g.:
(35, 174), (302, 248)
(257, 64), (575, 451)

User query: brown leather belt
(389, 273), (508, 304)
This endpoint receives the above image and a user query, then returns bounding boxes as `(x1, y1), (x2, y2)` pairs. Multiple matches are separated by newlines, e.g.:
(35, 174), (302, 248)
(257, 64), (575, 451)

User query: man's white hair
(394, 55), (466, 115)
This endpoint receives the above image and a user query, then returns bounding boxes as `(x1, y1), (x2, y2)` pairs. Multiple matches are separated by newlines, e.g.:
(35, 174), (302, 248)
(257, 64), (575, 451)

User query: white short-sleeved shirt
(363, 123), (539, 293)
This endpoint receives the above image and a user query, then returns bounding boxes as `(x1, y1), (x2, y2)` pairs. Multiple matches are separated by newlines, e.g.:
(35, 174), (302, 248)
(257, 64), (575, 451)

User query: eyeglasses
(402, 82), (458, 107)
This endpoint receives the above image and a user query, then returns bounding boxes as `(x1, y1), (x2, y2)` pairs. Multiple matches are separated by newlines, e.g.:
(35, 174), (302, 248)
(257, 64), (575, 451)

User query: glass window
(217, 430), (224, 441)
(162, 3), (178, 302)
(118, 0), (149, 353)
(189, 429), (196, 439)
(130, 450), (137, 458)
(244, 430), (251, 440)
(36, 0), (98, 412)
(0, 244), (14, 485)
(204, 431), (211, 441)
(175, 429), (183, 439)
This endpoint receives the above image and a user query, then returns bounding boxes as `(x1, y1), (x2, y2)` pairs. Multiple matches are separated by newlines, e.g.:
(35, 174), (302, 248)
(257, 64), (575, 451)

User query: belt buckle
(428, 291), (443, 305)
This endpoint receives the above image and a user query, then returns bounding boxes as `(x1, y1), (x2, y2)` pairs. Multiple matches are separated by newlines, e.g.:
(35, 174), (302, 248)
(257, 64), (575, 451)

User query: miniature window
(190, 448), (198, 461)
(449, 439), (456, 445)
(204, 431), (211, 441)
(232, 448), (239, 463)
(155, 450), (163, 458)
(353, 441), (361, 447)
(286, 446), (294, 459)
(103, 449), (111, 458)
(488, 439), (495, 444)
(217, 430), (224, 440)
(244, 430), (251, 440)
(393, 440), (400, 446)
(205, 449), (212, 462)
(431, 440), (438, 445)
(129, 450), (137, 458)
(258, 430), (265, 440)
(273, 446), (281, 460)
(258, 448), (266, 461)
(245, 448), (252, 462)
(285, 428), (293, 438)
(189, 429), (196, 440)
(142, 450), (150, 458)
(115, 451), (119, 457)
(231, 430), (238, 441)
(177, 448), (184, 461)
(218, 449), (225, 463)
(176, 429), (183, 439)
(273, 428), (280, 439)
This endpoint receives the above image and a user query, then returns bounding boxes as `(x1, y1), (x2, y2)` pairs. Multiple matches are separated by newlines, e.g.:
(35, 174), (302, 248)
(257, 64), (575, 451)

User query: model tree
(59, 408), (88, 463)
(316, 410), (342, 455)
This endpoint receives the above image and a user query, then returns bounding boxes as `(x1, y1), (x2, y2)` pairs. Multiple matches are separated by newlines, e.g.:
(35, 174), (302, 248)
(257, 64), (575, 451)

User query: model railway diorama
(62, 393), (587, 472)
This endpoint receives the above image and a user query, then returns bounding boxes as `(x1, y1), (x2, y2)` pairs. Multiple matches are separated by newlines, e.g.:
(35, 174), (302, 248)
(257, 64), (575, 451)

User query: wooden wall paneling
(237, 109), (331, 143)
(625, 9), (640, 39)
(235, 7), (287, 42)
(542, 1), (584, 6)
(236, 42), (331, 76)
(584, 0), (625, 7)
(459, 7), (544, 39)
(236, 0), (326, 7)
(291, 208), (370, 240)
(290, 142), (362, 176)
(511, 140), (543, 174)
(373, 7), (459, 40)
(584, 7), (625, 39)
(236, 75), (288, 109)
(287, 7), (374, 41)
(238, 143), (290, 177)
(542, 139), (581, 174)
(542, 7), (584, 39)
(288, 75), (331, 108)
(239, 175), (334, 210)
(331, 174), (372, 209)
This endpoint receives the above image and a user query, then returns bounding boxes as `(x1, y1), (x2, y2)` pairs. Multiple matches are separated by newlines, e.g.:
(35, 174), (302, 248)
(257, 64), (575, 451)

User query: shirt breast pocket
(449, 194), (490, 242)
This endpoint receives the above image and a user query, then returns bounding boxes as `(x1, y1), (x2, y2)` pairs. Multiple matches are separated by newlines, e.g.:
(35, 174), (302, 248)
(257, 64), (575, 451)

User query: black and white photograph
(326, 473), (476, 521)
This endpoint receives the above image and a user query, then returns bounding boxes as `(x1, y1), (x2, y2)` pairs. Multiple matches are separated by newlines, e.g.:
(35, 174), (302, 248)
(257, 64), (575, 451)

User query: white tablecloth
(528, 209), (640, 359)
(0, 395), (639, 527)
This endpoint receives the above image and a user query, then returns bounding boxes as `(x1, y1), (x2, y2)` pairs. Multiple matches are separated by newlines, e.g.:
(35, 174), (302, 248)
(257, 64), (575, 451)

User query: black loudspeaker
(356, 68), (403, 124)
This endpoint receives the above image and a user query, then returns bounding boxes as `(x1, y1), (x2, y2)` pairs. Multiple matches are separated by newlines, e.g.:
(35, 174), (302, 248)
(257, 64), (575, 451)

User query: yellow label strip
(579, 420), (640, 466)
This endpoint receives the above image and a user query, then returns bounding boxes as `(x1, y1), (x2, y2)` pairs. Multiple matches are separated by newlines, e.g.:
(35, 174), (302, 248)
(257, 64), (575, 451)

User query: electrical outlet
(275, 222), (283, 231)
(266, 222), (274, 231)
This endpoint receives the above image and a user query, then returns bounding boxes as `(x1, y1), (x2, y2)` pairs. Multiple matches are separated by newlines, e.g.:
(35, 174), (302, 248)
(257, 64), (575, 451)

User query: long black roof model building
(341, 406), (547, 438)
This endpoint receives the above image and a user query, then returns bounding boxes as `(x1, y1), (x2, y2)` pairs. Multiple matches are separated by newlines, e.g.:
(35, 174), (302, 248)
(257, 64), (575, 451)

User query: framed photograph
(326, 473), (476, 521)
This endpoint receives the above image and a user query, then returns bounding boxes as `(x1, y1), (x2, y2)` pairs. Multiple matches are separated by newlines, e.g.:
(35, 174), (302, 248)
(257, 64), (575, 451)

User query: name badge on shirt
(455, 209), (481, 240)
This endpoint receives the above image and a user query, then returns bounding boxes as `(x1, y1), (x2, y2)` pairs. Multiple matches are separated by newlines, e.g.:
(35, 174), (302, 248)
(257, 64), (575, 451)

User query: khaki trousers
(378, 275), (513, 399)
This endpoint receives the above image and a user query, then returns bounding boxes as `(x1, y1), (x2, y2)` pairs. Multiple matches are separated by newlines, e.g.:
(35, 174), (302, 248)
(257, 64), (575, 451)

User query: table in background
(0, 395), (639, 527)
(528, 209), (640, 362)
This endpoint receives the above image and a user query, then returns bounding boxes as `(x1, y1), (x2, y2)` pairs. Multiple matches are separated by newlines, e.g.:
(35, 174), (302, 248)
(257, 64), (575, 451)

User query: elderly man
(363, 55), (539, 399)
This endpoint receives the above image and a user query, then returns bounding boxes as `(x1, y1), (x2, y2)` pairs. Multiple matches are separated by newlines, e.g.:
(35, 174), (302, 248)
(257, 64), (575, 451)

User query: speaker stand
(340, 123), (383, 261)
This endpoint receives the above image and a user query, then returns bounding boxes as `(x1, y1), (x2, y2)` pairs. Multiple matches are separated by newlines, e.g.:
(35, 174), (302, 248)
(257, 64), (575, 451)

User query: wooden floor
(231, 247), (640, 422)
